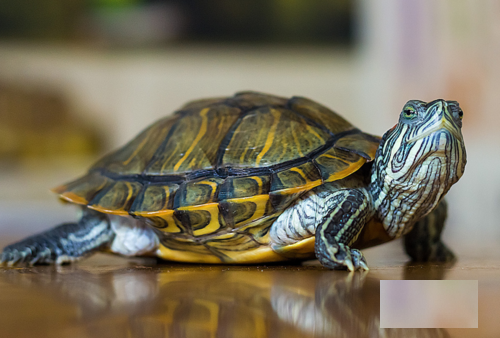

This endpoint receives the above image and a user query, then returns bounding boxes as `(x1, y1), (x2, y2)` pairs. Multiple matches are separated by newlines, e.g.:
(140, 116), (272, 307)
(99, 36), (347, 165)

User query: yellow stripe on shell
(305, 124), (325, 143)
(291, 127), (304, 157)
(172, 107), (210, 171)
(58, 192), (89, 206)
(87, 205), (130, 216)
(239, 142), (250, 163)
(289, 167), (307, 180)
(324, 157), (366, 182)
(124, 181), (134, 204)
(252, 176), (264, 195)
(197, 180), (219, 201)
(272, 179), (322, 196)
(255, 109), (281, 166)
(133, 209), (174, 217)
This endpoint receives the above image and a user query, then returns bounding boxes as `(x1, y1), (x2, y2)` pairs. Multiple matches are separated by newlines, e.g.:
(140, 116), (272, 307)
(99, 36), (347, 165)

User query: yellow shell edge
(157, 245), (288, 264)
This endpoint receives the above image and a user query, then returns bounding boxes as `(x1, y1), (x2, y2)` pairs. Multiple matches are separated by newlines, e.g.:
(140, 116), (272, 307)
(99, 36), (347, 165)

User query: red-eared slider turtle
(1, 92), (466, 270)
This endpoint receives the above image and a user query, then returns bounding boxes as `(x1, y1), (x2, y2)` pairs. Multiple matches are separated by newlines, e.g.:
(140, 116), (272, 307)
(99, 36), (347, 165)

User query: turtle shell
(53, 92), (380, 263)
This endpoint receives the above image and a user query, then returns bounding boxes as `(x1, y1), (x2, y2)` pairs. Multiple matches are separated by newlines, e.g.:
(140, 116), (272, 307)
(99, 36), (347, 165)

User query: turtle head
(383, 99), (466, 184)
(370, 99), (467, 236)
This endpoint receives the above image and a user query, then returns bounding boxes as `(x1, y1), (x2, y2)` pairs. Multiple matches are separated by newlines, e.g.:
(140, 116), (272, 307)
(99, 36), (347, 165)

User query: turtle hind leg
(404, 199), (455, 262)
(315, 189), (371, 271)
(1, 209), (114, 266)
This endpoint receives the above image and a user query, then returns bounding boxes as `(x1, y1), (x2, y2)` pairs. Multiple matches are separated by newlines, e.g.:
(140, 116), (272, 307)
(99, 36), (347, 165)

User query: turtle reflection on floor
(1, 92), (466, 270)
(0, 264), (450, 338)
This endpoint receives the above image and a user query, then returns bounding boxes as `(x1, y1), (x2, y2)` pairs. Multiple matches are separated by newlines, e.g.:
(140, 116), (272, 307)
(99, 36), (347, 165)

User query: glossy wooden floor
(0, 240), (498, 338)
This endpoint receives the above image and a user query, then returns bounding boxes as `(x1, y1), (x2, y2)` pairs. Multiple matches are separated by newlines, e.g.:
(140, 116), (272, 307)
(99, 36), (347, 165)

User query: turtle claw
(351, 249), (369, 271)
(344, 258), (355, 272)
(29, 256), (41, 266)
(341, 248), (369, 272)
(0, 252), (10, 266)
(1, 250), (17, 266)
(1, 246), (31, 266)
(1, 243), (51, 267)
(316, 241), (369, 271)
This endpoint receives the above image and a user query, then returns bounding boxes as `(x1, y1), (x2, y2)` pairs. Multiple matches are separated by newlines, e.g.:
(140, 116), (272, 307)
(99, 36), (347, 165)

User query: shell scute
(222, 106), (329, 169)
(219, 195), (270, 228)
(334, 132), (380, 161)
(130, 183), (179, 215)
(144, 105), (240, 175)
(173, 177), (224, 208)
(314, 147), (366, 182)
(88, 180), (143, 215)
(270, 161), (322, 193)
(218, 175), (270, 200)
(53, 172), (112, 206)
(144, 212), (185, 234)
(176, 203), (226, 237)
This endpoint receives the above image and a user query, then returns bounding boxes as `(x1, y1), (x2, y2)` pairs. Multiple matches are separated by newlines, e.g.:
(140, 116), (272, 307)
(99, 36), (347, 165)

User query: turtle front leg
(403, 199), (455, 262)
(315, 189), (371, 271)
(1, 209), (114, 266)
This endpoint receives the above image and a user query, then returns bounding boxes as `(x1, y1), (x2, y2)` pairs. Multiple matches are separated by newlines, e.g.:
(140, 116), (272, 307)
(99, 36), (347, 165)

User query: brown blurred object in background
(0, 82), (102, 161)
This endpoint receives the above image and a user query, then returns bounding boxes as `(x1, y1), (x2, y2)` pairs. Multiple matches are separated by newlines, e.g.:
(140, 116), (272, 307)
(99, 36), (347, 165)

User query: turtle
(1, 92), (467, 270)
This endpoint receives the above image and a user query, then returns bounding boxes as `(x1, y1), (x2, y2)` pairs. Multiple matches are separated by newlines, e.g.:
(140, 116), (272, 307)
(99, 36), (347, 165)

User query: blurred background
(0, 0), (498, 258)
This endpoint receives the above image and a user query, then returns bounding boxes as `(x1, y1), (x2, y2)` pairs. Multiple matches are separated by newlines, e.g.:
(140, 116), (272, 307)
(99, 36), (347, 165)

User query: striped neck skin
(369, 99), (467, 238)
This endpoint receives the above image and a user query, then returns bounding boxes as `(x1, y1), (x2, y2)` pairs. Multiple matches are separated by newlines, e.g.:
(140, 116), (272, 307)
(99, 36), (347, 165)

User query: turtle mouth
(406, 118), (462, 144)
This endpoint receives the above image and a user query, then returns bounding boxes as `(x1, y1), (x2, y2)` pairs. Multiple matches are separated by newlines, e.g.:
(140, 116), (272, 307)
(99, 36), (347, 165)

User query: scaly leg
(404, 199), (455, 262)
(315, 189), (371, 271)
(1, 209), (114, 266)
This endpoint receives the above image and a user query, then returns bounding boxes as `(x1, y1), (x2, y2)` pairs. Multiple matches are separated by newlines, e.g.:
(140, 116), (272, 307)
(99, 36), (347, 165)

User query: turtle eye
(403, 108), (417, 120)
(458, 109), (463, 120)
